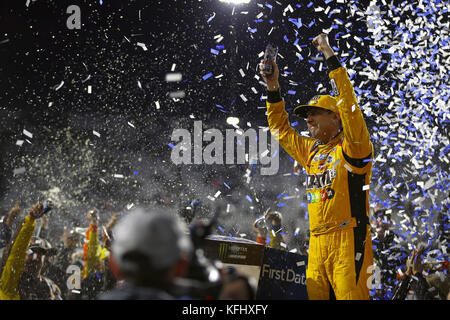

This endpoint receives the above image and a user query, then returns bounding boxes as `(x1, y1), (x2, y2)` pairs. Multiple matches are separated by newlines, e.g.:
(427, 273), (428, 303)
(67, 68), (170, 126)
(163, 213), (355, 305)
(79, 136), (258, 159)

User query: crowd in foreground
(0, 200), (448, 300)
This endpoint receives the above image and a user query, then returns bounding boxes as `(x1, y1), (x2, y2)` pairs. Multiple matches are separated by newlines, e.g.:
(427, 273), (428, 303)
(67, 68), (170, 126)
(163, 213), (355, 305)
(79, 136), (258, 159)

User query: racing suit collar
(317, 129), (343, 147)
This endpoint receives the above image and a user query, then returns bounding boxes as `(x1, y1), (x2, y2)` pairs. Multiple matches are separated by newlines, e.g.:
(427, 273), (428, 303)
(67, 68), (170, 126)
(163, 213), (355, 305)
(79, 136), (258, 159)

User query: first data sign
(256, 247), (309, 300)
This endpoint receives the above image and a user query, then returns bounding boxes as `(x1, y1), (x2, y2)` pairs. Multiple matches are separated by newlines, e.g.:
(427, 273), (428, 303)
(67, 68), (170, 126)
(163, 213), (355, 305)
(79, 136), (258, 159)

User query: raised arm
(260, 60), (316, 168)
(313, 34), (372, 160)
(82, 209), (101, 279)
(0, 202), (43, 300)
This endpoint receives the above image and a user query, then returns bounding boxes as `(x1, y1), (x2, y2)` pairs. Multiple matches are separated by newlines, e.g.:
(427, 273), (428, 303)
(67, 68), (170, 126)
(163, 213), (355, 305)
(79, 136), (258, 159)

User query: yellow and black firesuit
(266, 55), (374, 300)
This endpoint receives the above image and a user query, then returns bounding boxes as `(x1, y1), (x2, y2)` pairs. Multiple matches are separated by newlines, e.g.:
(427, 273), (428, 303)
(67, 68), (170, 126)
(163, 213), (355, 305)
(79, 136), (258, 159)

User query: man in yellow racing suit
(260, 33), (373, 299)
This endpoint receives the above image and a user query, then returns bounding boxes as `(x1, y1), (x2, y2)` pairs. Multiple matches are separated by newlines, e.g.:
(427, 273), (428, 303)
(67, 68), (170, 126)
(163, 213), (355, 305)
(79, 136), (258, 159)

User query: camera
(170, 203), (224, 299)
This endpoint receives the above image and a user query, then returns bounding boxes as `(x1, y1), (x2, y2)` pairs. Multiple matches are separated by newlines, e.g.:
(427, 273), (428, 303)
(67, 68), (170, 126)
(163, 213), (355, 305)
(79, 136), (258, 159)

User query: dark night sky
(0, 0), (448, 246)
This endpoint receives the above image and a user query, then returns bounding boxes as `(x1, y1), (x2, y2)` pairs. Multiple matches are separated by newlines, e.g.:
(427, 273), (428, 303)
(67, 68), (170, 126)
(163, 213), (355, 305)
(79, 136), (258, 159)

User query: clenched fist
(312, 33), (335, 59)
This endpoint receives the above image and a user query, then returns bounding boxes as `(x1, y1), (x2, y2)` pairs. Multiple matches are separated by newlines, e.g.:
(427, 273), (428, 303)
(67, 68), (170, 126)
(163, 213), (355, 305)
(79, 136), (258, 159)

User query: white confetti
(344, 164), (353, 172)
(13, 167), (26, 175)
(54, 81), (64, 91)
(23, 129), (33, 138)
(283, 4), (294, 14)
(260, 149), (269, 157)
(136, 42), (148, 51)
(165, 73), (182, 82)
(169, 91), (185, 99)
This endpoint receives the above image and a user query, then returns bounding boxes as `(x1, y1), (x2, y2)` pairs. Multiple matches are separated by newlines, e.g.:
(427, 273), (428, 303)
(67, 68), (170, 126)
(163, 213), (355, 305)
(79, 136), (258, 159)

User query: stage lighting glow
(226, 117), (240, 126)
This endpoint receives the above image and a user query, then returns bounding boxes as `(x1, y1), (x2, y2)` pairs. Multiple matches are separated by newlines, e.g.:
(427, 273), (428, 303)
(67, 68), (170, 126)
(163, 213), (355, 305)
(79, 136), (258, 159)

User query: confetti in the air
(1, 0), (448, 301)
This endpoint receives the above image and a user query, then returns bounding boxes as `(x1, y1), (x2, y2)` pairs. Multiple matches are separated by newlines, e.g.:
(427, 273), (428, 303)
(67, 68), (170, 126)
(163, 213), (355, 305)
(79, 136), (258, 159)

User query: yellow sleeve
(267, 99), (316, 168)
(269, 229), (286, 251)
(83, 226), (101, 279)
(100, 247), (110, 261)
(0, 216), (36, 300)
(329, 66), (372, 159)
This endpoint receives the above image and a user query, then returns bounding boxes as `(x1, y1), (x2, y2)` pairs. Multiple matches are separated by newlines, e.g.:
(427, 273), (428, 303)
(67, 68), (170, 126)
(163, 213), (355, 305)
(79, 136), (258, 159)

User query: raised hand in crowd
(406, 247), (425, 277)
(265, 211), (282, 229)
(5, 202), (21, 228)
(253, 211), (285, 250)
(62, 228), (78, 249)
(102, 213), (120, 250)
(28, 202), (45, 220)
(253, 217), (268, 243)
(87, 209), (99, 226)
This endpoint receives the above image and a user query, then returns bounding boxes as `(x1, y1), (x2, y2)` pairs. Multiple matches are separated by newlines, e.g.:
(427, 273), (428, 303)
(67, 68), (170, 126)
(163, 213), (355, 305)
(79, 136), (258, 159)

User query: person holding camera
(97, 210), (193, 300)
(260, 33), (374, 300)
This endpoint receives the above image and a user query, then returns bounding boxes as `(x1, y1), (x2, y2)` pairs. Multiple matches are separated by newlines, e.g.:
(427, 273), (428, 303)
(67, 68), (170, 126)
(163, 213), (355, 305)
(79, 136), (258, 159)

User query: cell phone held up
(261, 44), (278, 75)
(36, 199), (53, 219)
